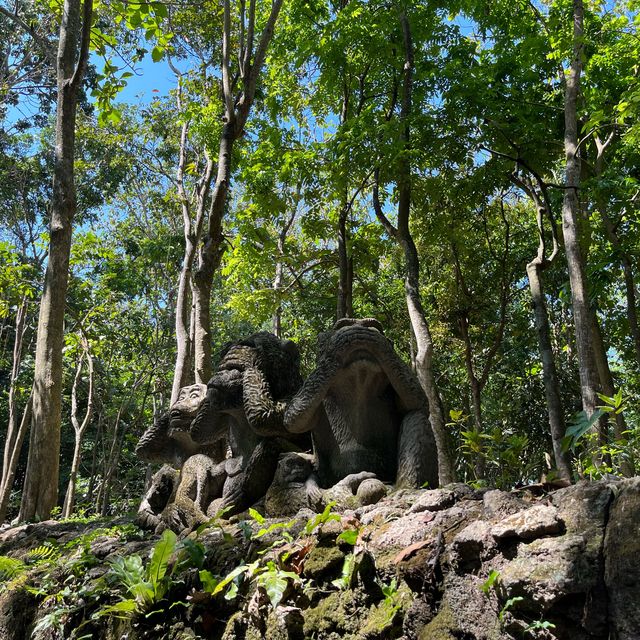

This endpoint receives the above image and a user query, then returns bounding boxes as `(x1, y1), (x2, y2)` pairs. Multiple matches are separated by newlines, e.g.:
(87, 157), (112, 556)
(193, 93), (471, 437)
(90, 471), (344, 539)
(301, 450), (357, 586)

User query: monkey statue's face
(169, 384), (207, 439)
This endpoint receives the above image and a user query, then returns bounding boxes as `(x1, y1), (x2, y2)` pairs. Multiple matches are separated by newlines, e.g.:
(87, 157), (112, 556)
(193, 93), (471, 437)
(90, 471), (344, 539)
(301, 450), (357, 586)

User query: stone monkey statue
(277, 318), (439, 508)
(159, 332), (308, 532)
(135, 383), (227, 531)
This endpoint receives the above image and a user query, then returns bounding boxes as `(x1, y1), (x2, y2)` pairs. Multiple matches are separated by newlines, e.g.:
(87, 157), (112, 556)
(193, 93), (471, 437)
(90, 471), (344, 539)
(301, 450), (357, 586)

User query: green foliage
(97, 528), (193, 617)
(0, 556), (26, 583)
(331, 553), (358, 590)
(303, 502), (341, 535)
(257, 561), (300, 609)
(336, 528), (359, 546)
(563, 410), (605, 453)
(25, 542), (60, 564)
(481, 569), (500, 595)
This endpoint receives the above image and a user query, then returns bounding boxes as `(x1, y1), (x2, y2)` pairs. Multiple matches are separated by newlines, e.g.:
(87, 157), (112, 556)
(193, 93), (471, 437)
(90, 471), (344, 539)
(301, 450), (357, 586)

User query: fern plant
(26, 542), (60, 564)
(95, 527), (205, 619)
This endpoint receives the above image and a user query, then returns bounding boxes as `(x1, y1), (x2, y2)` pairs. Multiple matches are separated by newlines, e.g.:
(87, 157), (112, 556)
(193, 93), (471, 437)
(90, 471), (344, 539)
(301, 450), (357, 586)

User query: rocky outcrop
(0, 479), (637, 640)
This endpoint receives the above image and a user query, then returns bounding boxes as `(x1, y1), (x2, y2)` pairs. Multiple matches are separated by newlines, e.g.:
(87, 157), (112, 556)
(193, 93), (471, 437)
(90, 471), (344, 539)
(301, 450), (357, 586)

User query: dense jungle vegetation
(1, 0), (639, 523)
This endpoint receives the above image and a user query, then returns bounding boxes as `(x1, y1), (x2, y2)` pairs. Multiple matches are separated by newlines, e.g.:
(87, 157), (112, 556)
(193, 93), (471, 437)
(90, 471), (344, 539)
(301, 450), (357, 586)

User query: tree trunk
(337, 199), (354, 320)
(560, 0), (603, 438)
(171, 122), (196, 403)
(589, 311), (634, 475)
(371, 13), (456, 485)
(527, 262), (572, 480)
(19, 0), (92, 521)
(404, 241), (456, 485)
(272, 211), (295, 337)
(193, 125), (234, 384)
(458, 313), (486, 480)
(1, 297), (29, 519)
(0, 397), (32, 522)
(191, 0), (283, 381)
(62, 342), (94, 518)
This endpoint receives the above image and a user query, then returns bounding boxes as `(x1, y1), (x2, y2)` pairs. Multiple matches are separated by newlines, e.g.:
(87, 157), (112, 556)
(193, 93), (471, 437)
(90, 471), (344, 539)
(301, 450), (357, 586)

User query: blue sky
(117, 55), (176, 105)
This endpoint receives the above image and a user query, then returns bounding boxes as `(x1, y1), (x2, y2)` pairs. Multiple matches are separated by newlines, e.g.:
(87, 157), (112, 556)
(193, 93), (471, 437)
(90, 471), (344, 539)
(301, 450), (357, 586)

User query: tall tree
(191, 0), (284, 383)
(559, 0), (602, 434)
(19, 0), (92, 520)
(373, 10), (455, 485)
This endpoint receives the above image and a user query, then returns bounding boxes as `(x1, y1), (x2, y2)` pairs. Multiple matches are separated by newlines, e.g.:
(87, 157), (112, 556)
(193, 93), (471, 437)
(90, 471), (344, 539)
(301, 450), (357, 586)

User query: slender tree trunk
(191, 0), (283, 380)
(458, 313), (486, 480)
(169, 74), (216, 401)
(560, 0), (604, 444)
(272, 210), (296, 337)
(0, 397), (32, 522)
(527, 262), (572, 480)
(589, 311), (634, 475)
(273, 256), (284, 337)
(371, 13), (455, 485)
(193, 126), (233, 384)
(1, 297), (29, 514)
(19, 0), (92, 521)
(171, 122), (196, 403)
(337, 199), (354, 320)
(404, 241), (455, 484)
(85, 411), (102, 508)
(399, 12), (454, 484)
(62, 341), (94, 518)
(96, 406), (124, 516)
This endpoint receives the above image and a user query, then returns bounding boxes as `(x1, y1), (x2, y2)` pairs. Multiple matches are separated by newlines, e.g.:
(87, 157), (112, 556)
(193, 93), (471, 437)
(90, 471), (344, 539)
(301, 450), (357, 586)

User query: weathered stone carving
(148, 332), (308, 533)
(279, 318), (439, 508)
(136, 384), (226, 531)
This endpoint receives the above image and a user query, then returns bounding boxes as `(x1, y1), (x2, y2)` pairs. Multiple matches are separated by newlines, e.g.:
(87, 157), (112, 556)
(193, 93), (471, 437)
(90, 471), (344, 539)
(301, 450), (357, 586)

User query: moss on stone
(302, 543), (345, 580)
(302, 590), (361, 637)
(418, 602), (457, 640)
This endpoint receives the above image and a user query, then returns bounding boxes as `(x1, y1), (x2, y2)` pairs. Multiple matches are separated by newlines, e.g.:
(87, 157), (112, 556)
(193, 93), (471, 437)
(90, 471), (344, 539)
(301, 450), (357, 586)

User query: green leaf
(94, 599), (139, 618)
(199, 570), (219, 593)
(248, 508), (265, 525)
(0, 556), (26, 581)
(151, 46), (164, 62)
(481, 569), (500, 595)
(148, 529), (177, 589)
(304, 502), (340, 535)
(331, 553), (357, 590)
(562, 410), (605, 452)
(212, 563), (252, 596)
(258, 566), (289, 608)
(336, 529), (359, 546)
(152, 2), (168, 19)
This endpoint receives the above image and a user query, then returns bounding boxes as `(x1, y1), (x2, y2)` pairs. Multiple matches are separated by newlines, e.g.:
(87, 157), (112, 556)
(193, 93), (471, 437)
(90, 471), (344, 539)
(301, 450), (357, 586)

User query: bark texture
(560, 0), (602, 428)
(19, 0), (92, 521)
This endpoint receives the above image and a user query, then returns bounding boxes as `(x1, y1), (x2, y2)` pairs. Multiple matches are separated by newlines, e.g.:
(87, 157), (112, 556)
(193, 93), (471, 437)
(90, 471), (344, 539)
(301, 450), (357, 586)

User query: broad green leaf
(148, 529), (177, 589)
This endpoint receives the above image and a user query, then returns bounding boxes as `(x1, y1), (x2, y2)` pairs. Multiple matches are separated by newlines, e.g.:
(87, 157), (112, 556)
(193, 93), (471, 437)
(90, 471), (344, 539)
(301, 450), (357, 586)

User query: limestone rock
(604, 477), (640, 640)
(491, 504), (563, 540)
(450, 520), (497, 570)
(408, 488), (456, 513)
(482, 489), (527, 519)
(1, 480), (638, 640)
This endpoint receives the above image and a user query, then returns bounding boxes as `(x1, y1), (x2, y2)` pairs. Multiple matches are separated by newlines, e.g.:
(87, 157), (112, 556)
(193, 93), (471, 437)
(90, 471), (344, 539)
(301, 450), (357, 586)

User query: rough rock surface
(0, 479), (638, 640)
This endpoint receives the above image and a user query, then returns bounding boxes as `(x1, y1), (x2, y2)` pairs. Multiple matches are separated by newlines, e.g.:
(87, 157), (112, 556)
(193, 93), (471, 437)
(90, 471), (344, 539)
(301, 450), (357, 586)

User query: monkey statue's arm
(242, 366), (289, 436)
(136, 413), (176, 464)
(284, 355), (339, 434)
